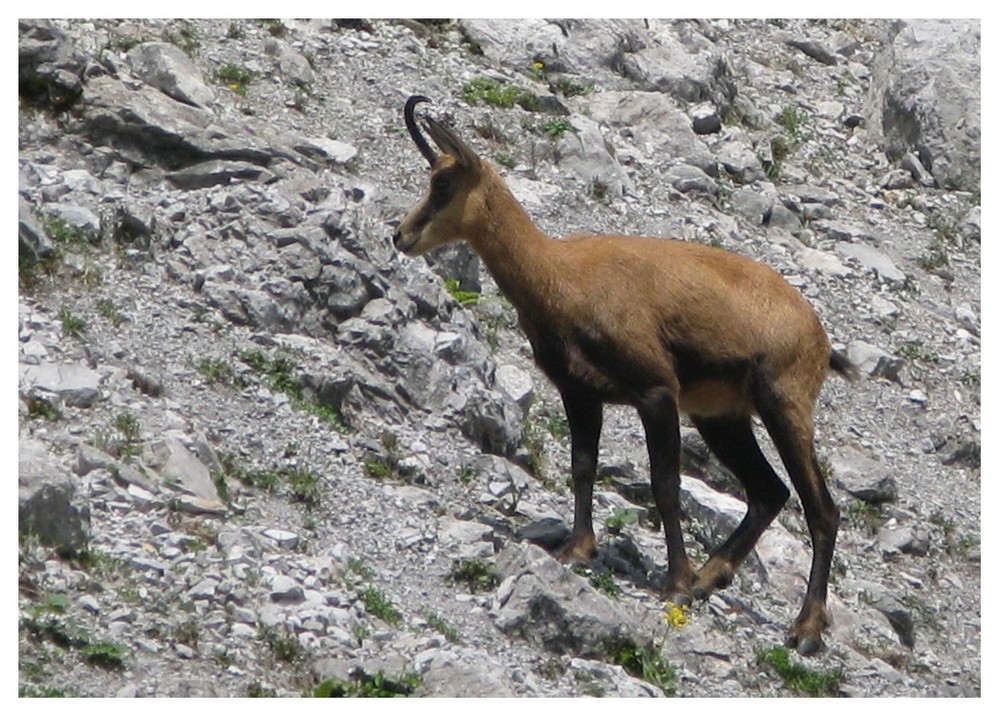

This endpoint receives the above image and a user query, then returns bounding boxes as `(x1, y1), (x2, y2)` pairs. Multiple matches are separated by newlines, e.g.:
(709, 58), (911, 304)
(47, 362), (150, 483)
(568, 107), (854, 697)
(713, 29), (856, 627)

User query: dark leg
(689, 414), (790, 598)
(755, 389), (839, 656)
(558, 390), (603, 563)
(638, 389), (695, 603)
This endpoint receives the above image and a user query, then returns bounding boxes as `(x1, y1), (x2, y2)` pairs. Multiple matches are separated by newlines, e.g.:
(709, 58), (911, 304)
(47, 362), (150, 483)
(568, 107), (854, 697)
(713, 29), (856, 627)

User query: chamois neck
(466, 170), (559, 312)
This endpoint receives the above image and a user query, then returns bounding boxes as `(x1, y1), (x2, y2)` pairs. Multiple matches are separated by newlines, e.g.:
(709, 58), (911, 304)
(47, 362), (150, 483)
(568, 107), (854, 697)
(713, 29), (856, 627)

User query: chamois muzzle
(404, 95), (437, 167)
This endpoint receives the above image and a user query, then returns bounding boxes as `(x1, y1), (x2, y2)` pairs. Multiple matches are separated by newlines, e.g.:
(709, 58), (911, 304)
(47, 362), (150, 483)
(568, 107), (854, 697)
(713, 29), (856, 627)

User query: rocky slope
(18, 18), (980, 697)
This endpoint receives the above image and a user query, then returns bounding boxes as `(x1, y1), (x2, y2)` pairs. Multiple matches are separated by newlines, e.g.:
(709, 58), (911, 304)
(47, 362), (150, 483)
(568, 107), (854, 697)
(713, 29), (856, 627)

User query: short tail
(829, 349), (859, 382)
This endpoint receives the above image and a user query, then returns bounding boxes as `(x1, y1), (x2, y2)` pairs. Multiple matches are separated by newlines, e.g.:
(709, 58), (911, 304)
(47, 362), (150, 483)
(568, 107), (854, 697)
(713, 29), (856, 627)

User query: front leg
(558, 390), (603, 563)
(638, 388), (695, 604)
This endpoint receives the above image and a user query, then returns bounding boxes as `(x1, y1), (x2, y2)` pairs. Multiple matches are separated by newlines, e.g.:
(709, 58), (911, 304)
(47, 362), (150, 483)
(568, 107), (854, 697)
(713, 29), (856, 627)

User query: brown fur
(394, 100), (853, 656)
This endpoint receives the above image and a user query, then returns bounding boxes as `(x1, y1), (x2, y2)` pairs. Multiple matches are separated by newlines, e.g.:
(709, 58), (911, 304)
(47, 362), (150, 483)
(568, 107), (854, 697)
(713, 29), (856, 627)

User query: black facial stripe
(429, 170), (457, 210)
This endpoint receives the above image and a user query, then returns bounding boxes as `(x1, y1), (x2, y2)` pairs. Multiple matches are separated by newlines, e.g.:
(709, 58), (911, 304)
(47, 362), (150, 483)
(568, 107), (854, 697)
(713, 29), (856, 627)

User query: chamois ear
(424, 116), (481, 170)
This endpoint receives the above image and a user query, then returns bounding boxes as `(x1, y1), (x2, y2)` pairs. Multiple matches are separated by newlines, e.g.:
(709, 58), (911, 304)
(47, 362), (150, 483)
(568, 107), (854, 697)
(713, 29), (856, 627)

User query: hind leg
(689, 414), (790, 599)
(755, 390), (839, 656)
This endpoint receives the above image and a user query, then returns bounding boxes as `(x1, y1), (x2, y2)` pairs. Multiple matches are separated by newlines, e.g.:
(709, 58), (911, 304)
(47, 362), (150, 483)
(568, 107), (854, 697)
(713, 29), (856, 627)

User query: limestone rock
(143, 437), (222, 505)
(18, 19), (87, 109)
(126, 42), (215, 108)
(866, 20), (980, 191)
(20, 362), (102, 408)
(19, 440), (90, 555)
(846, 340), (904, 382)
(587, 90), (717, 173)
(417, 647), (517, 696)
(835, 241), (906, 283)
(492, 543), (655, 657)
(553, 115), (633, 198)
(494, 364), (534, 412)
(828, 446), (898, 503)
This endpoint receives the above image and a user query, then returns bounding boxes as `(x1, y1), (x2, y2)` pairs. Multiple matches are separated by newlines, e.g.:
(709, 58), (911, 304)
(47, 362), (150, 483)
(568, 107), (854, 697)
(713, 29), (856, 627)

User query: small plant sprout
(58, 306), (87, 339)
(602, 637), (677, 696)
(361, 587), (402, 626)
(605, 508), (639, 534)
(445, 278), (480, 306)
(447, 558), (499, 593)
(216, 64), (255, 96)
(572, 565), (621, 598)
(541, 118), (573, 140)
(314, 671), (422, 697)
(422, 610), (462, 644)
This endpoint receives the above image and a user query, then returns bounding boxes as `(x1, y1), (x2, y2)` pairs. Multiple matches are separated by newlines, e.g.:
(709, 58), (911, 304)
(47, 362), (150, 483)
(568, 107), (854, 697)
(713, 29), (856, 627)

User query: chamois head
(393, 96), (488, 256)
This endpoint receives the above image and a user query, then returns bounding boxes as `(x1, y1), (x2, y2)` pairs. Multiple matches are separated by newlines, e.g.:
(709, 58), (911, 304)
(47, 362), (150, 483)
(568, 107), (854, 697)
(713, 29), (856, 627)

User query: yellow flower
(533, 61), (545, 72)
(663, 601), (690, 629)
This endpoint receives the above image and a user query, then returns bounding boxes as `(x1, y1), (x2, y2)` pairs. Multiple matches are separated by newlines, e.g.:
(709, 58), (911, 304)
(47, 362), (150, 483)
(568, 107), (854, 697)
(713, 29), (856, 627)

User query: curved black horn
(404, 95), (437, 167)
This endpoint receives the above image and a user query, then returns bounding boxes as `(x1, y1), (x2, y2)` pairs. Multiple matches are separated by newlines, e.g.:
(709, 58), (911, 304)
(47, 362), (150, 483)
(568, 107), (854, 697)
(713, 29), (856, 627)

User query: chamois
(393, 95), (856, 655)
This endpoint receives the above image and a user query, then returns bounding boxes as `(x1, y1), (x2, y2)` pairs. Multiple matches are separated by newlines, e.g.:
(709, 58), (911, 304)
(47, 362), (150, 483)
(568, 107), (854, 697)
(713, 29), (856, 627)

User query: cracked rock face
(18, 19), (979, 698)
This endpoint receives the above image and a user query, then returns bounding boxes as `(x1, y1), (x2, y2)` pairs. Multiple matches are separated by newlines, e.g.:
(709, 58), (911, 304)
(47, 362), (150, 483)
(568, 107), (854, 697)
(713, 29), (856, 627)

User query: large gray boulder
(828, 446), (899, 504)
(553, 115), (633, 197)
(126, 42), (216, 108)
(619, 19), (735, 107)
(143, 436), (224, 507)
(19, 198), (53, 266)
(458, 19), (639, 76)
(416, 647), (517, 696)
(19, 440), (91, 555)
(586, 91), (717, 174)
(77, 75), (301, 171)
(492, 543), (657, 657)
(20, 362), (102, 408)
(18, 19), (87, 109)
(866, 20), (980, 191)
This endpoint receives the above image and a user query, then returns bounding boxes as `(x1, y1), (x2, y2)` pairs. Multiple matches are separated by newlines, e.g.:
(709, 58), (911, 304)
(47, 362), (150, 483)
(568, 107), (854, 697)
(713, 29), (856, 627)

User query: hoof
(785, 632), (824, 657)
(668, 592), (693, 608)
(558, 535), (598, 564)
(692, 559), (734, 601)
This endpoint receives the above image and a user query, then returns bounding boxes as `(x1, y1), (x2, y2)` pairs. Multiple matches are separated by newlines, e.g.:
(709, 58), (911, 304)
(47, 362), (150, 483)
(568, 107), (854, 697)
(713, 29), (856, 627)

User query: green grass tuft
(259, 626), (305, 663)
(81, 641), (128, 670)
(25, 393), (62, 422)
(314, 671), (422, 697)
(216, 64), (255, 96)
(58, 306), (87, 339)
(361, 587), (402, 626)
(541, 118), (573, 139)
(422, 610), (463, 643)
(447, 558), (499, 593)
(755, 646), (844, 696)
(572, 564), (621, 598)
(602, 637), (676, 695)
(240, 349), (349, 431)
(462, 78), (540, 111)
